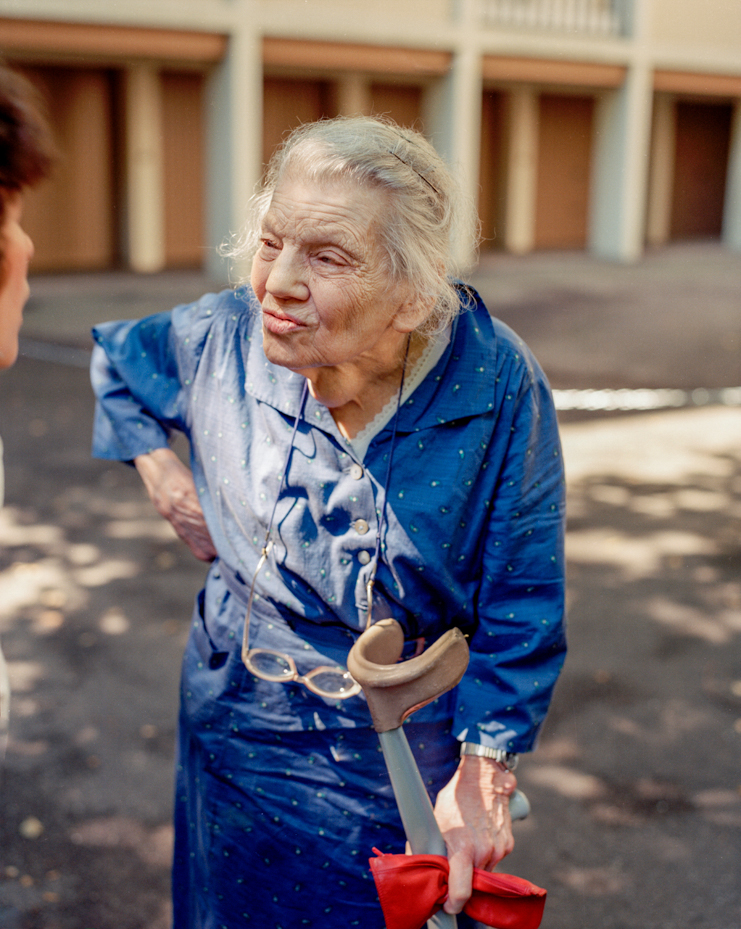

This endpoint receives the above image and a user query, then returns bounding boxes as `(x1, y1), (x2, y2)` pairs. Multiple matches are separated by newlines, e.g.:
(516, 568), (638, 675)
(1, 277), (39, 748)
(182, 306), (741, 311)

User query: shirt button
(354, 518), (370, 535)
(350, 463), (364, 480)
(357, 550), (371, 565)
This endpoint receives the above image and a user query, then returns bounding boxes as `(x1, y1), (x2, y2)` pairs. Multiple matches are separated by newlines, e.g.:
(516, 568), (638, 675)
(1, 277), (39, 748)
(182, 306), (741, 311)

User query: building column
(722, 99), (741, 252)
(204, 26), (263, 282)
(124, 64), (165, 273)
(645, 93), (676, 247)
(503, 86), (539, 255)
(335, 73), (372, 116)
(589, 62), (654, 262)
(423, 45), (483, 268)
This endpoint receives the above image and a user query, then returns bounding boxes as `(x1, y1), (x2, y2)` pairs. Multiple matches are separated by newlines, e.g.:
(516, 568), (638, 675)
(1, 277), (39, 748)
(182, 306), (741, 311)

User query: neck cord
(365, 333), (411, 628)
(258, 379), (309, 564)
(256, 336), (412, 631)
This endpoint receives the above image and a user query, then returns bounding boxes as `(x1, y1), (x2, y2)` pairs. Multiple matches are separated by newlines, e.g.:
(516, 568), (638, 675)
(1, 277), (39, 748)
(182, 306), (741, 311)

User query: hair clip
(388, 150), (440, 196)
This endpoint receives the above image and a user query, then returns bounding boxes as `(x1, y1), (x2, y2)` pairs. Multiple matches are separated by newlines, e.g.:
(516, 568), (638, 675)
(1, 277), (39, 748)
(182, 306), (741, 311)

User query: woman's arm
(433, 354), (566, 910)
(91, 302), (222, 560)
(134, 448), (217, 562)
(91, 312), (184, 462)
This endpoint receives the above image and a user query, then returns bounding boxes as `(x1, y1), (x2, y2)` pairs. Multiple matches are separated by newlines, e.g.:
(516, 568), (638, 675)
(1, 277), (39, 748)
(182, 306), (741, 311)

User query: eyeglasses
(241, 539), (362, 699)
(241, 341), (410, 700)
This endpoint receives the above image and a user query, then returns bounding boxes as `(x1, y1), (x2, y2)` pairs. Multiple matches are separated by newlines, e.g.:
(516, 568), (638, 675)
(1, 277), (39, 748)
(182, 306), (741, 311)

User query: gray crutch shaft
(379, 727), (457, 929)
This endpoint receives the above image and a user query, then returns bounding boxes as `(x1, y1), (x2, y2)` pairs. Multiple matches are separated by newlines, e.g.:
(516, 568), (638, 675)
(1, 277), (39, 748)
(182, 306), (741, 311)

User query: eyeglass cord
(366, 334), (411, 627)
(255, 335), (412, 631)
(256, 378), (310, 569)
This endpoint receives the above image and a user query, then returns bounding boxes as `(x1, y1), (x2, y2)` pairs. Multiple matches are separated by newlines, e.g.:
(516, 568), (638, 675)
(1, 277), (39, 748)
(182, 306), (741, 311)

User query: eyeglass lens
(245, 649), (295, 682)
(244, 648), (361, 699)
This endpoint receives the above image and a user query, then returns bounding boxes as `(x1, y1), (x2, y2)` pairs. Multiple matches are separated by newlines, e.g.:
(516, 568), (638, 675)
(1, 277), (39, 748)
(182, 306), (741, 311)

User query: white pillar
(589, 0), (653, 262)
(204, 27), (263, 282)
(722, 99), (741, 252)
(424, 46), (483, 269)
(503, 86), (539, 255)
(588, 63), (654, 262)
(645, 93), (676, 247)
(335, 73), (372, 117)
(124, 64), (165, 273)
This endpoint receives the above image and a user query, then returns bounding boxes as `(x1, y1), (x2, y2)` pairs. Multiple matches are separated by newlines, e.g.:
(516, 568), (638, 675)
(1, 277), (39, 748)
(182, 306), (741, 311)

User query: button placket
(344, 460), (374, 568)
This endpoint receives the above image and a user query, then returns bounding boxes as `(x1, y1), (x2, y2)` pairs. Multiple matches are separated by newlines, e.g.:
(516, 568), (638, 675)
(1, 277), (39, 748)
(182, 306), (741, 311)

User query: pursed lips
(262, 307), (309, 334)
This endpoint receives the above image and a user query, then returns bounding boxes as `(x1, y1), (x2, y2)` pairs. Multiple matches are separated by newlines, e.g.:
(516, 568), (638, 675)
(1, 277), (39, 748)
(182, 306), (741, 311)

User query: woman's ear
(391, 291), (433, 334)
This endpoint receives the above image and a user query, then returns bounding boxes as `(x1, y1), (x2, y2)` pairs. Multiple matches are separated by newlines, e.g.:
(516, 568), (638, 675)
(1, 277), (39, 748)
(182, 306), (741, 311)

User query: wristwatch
(459, 742), (519, 771)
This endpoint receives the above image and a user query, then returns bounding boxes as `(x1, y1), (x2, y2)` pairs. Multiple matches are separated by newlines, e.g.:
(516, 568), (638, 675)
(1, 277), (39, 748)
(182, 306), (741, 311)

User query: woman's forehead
(264, 174), (385, 242)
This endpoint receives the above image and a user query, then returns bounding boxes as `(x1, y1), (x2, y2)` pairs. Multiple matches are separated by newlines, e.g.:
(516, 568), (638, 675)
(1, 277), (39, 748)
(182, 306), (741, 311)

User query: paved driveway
(1, 246), (740, 928)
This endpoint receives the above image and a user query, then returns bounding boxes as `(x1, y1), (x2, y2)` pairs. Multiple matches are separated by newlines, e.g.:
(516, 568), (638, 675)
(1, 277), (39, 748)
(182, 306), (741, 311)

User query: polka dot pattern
(91, 284), (566, 927)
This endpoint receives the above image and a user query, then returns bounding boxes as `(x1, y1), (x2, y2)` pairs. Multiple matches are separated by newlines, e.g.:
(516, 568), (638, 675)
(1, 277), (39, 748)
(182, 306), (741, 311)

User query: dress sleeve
(90, 294), (219, 462)
(453, 360), (567, 754)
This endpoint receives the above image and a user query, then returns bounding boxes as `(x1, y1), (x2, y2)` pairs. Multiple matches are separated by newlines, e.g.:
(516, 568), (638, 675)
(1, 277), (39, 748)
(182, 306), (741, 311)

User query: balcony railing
(477, 0), (624, 38)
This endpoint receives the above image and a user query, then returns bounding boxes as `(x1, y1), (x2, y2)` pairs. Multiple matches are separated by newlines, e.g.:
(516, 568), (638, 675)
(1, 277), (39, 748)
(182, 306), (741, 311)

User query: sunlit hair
(225, 116), (480, 335)
(0, 63), (54, 226)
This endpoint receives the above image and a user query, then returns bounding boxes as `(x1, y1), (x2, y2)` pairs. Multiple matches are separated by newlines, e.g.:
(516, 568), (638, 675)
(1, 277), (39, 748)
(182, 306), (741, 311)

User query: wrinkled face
(0, 192), (34, 370)
(250, 174), (413, 373)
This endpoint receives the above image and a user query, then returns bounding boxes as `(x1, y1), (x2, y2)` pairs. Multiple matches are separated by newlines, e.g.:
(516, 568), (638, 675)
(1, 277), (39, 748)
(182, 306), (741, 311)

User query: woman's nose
(265, 247), (309, 301)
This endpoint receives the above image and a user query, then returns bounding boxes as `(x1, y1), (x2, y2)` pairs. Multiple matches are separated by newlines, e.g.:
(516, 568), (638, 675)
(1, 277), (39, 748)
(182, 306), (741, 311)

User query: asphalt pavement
(1, 242), (740, 928)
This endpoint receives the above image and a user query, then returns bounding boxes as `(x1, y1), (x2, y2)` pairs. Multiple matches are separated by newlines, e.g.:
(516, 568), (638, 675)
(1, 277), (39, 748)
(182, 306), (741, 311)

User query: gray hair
(226, 115), (480, 334)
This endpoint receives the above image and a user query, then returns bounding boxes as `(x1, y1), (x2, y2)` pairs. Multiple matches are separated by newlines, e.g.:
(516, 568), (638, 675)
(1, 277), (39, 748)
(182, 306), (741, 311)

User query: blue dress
(91, 284), (566, 929)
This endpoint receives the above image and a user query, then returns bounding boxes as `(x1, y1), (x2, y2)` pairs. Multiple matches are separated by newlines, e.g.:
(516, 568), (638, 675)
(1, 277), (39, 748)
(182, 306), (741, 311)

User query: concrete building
(1, 0), (740, 278)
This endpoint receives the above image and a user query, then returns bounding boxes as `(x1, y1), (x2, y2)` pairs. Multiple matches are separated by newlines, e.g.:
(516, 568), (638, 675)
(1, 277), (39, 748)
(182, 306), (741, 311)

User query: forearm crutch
(348, 619), (530, 929)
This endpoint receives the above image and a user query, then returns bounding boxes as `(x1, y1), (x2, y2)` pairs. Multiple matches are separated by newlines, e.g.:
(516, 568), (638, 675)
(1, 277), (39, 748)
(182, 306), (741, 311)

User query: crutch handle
(347, 619), (469, 732)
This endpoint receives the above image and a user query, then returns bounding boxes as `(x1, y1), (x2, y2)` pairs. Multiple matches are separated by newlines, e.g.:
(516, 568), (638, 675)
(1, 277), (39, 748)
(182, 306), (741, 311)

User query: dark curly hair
(0, 63), (54, 224)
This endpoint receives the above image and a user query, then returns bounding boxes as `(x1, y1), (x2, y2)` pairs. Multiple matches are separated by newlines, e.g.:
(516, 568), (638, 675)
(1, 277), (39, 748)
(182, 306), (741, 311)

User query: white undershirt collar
(348, 325), (451, 461)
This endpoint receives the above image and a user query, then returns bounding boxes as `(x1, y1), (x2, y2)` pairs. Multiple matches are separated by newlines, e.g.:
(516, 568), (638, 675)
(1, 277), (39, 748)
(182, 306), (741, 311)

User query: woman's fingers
(444, 845), (475, 914)
(171, 515), (218, 561)
(433, 753), (517, 914)
(439, 814), (510, 914)
(135, 448), (217, 561)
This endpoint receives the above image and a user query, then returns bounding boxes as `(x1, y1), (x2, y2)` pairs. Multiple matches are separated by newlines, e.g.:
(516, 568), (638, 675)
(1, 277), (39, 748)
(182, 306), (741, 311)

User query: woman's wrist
(456, 752), (517, 798)
(134, 445), (174, 465)
(459, 741), (519, 771)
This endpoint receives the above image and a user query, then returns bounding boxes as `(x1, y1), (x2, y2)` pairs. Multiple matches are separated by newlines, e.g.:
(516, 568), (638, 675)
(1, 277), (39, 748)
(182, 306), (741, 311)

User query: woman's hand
(134, 447), (217, 562)
(433, 754), (517, 915)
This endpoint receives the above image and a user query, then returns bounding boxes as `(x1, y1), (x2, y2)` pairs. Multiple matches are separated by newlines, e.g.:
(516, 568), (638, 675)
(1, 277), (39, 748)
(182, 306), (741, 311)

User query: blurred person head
(0, 63), (54, 369)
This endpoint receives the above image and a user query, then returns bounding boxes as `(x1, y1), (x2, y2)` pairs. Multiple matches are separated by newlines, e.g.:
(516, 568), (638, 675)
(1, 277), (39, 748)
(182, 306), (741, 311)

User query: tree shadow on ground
(2, 361), (740, 929)
(509, 415), (741, 929)
(1, 358), (202, 929)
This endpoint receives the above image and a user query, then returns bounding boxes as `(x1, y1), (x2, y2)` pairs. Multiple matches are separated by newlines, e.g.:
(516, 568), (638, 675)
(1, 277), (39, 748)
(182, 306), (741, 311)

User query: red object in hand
(369, 850), (547, 929)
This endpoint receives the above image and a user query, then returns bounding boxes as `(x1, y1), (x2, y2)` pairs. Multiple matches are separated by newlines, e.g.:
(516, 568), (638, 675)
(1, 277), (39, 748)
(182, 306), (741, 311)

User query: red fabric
(369, 850), (547, 929)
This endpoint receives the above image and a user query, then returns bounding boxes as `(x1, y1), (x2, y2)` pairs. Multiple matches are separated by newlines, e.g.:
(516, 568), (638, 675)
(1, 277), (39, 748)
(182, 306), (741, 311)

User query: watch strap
(459, 741), (519, 770)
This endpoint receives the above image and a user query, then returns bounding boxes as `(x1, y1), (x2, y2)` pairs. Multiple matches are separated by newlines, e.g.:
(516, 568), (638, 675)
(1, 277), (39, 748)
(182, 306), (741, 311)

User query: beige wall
(263, 0), (449, 24)
(650, 0), (741, 51)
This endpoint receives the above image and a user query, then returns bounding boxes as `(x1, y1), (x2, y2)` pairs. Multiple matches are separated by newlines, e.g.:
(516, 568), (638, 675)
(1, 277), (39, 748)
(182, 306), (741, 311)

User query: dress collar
(240, 283), (501, 433)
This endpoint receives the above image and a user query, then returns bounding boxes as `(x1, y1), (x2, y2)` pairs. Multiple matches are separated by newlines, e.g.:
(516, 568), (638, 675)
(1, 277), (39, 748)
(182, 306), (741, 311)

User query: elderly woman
(91, 116), (566, 929)
(0, 63), (53, 758)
